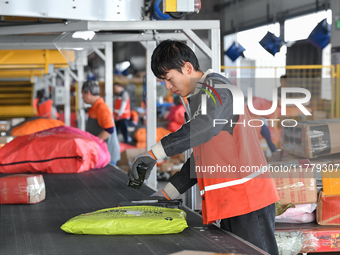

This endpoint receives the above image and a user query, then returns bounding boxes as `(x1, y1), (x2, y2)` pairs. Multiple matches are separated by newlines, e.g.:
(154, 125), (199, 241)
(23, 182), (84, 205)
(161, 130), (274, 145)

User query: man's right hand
(128, 151), (157, 181)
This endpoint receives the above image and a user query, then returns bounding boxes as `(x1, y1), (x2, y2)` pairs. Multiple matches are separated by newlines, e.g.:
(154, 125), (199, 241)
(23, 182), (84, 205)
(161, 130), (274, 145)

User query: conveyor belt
(0, 165), (268, 255)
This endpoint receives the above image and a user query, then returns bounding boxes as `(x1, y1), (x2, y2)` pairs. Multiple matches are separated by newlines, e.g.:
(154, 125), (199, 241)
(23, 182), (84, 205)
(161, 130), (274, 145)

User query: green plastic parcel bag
(61, 206), (188, 235)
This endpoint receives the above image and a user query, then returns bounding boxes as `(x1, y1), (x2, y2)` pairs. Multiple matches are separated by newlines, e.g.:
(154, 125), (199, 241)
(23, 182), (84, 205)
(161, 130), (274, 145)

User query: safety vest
(130, 110), (139, 126)
(193, 107), (279, 224)
(37, 99), (53, 118)
(114, 91), (131, 119)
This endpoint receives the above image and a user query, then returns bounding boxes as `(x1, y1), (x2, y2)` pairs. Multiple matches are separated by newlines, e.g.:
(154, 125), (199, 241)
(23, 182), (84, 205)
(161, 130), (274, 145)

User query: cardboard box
(312, 110), (328, 120)
(321, 168), (340, 196)
(170, 153), (186, 162)
(308, 153), (340, 196)
(281, 119), (340, 158)
(117, 148), (145, 167)
(271, 160), (317, 205)
(317, 190), (340, 225)
(0, 174), (45, 204)
(160, 162), (173, 173)
(168, 158), (181, 165)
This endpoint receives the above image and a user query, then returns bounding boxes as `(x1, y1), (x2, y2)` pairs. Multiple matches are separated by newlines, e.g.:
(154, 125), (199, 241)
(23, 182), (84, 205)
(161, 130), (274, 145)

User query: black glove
(128, 151), (157, 181)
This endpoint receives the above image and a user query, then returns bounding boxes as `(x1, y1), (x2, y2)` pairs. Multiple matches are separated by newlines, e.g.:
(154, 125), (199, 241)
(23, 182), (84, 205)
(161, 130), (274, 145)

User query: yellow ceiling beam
(0, 81), (32, 85)
(0, 70), (45, 79)
(0, 64), (69, 69)
(0, 87), (32, 92)
(0, 51), (14, 63)
(0, 94), (31, 98)
(0, 49), (73, 73)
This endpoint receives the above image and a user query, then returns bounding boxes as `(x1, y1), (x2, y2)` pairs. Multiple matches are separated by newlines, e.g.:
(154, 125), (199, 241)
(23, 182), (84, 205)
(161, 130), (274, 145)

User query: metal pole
(104, 42), (113, 112)
(64, 68), (71, 126)
(144, 41), (157, 191)
(211, 28), (221, 73)
(76, 51), (85, 130)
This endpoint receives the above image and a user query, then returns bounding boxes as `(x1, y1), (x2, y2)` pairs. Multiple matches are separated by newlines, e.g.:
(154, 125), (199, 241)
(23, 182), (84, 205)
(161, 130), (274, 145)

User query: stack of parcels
(271, 159), (318, 223)
(279, 119), (340, 225)
(0, 174), (45, 204)
(274, 156), (340, 253)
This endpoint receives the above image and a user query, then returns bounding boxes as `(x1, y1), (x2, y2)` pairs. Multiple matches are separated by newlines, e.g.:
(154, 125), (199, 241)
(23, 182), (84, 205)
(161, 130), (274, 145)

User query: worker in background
(163, 95), (186, 132)
(129, 110), (139, 127)
(82, 81), (120, 165)
(113, 83), (132, 143)
(34, 88), (58, 119)
(128, 40), (279, 255)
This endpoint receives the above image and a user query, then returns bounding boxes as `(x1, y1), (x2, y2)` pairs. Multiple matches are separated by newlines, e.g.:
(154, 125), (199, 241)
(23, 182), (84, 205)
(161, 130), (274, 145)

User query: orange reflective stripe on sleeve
(161, 190), (171, 200)
(147, 150), (157, 160)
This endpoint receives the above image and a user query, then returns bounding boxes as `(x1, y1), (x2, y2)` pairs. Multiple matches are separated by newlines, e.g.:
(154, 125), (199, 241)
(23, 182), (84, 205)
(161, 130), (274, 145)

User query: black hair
(114, 83), (123, 87)
(82, 80), (100, 96)
(151, 40), (200, 79)
(37, 89), (45, 99)
(280, 75), (287, 79)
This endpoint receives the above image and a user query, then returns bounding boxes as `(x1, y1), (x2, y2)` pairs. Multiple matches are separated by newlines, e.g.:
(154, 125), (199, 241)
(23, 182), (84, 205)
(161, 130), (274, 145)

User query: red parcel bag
(0, 131), (99, 174)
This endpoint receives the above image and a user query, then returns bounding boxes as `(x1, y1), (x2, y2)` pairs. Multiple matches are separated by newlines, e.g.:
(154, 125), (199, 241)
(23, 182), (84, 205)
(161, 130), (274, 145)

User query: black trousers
(220, 203), (279, 255)
(115, 119), (130, 143)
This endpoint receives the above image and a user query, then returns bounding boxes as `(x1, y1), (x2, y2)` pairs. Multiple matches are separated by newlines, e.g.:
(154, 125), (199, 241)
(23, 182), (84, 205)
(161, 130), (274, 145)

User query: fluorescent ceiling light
(72, 31), (96, 41)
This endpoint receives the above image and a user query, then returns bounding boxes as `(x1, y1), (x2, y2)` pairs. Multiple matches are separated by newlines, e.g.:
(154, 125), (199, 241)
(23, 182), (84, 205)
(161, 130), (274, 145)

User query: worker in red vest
(128, 40), (279, 255)
(113, 83), (132, 143)
(34, 89), (58, 119)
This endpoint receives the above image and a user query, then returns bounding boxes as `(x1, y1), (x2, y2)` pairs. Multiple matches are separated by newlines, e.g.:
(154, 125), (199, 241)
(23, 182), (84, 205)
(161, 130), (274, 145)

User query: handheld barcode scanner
(128, 162), (149, 189)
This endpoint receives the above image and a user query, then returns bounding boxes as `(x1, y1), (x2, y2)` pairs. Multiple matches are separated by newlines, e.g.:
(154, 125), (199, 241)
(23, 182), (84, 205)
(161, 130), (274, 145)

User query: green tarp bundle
(61, 206), (188, 235)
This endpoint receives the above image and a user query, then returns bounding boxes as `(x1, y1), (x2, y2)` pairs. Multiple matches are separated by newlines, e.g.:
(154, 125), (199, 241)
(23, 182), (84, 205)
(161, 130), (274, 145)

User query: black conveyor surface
(0, 165), (268, 255)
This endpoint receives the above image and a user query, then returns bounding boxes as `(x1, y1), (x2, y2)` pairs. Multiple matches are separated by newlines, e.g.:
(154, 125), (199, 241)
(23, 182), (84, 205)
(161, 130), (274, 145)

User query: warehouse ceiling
(0, 0), (333, 37)
(186, 0), (331, 36)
